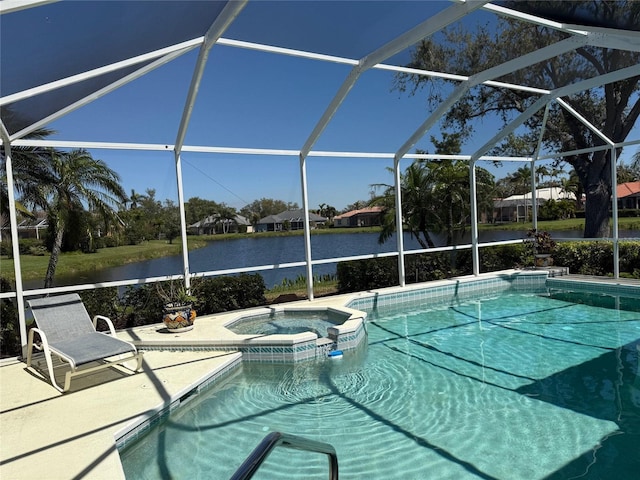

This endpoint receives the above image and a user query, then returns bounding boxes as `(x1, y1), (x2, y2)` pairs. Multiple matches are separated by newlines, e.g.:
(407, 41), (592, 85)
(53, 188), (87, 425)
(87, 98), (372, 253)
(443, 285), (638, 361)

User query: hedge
(336, 242), (640, 293)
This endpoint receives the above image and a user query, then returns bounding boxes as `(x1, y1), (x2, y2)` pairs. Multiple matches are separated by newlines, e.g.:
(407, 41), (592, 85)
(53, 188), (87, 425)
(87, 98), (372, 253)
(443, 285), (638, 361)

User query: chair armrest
(28, 327), (48, 352)
(92, 315), (117, 336)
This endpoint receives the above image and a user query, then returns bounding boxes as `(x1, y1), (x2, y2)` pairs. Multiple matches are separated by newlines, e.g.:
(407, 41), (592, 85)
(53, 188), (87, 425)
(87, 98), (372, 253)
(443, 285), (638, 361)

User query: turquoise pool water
(120, 289), (640, 479)
(228, 310), (347, 337)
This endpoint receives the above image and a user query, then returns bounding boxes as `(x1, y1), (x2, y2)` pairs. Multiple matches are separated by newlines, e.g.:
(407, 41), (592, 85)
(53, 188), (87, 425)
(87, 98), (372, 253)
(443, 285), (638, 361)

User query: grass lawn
(1, 239), (206, 282)
(479, 217), (640, 232)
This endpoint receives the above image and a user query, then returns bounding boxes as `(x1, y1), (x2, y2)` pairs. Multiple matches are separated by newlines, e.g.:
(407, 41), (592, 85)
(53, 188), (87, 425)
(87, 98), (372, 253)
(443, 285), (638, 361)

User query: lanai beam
(173, 0), (247, 291)
(471, 63), (640, 162)
(298, 0), (488, 298)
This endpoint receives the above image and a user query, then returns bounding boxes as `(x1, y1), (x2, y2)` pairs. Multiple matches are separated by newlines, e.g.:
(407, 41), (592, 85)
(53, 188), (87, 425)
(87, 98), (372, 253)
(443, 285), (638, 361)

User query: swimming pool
(119, 284), (640, 479)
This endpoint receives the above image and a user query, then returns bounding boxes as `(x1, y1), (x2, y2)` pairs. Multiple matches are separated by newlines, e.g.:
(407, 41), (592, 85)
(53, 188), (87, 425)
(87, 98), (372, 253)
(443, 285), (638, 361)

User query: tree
(372, 161), (438, 248)
(344, 200), (368, 212)
(21, 149), (126, 287)
(507, 166), (532, 196)
(184, 197), (221, 225)
(1, 128), (56, 220)
(632, 149), (640, 170)
(161, 200), (181, 244)
(396, 1), (640, 238)
(371, 133), (495, 248)
(239, 198), (299, 224)
(617, 160), (640, 183)
(535, 165), (550, 185)
(126, 189), (146, 210)
(561, 171), (584, 210)
(317, 203), (337, 221)
(214, 205), (237, 234)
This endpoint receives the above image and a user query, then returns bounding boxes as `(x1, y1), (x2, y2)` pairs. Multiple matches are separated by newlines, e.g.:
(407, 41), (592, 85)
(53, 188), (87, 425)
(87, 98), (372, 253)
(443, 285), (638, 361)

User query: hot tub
(224, 305), (367, 362)
(227, 308), (351, 337)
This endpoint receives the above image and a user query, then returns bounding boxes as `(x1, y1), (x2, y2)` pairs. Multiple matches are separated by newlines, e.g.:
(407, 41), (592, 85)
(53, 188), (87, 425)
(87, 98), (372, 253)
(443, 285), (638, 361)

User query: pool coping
(123, 303), (369, 363)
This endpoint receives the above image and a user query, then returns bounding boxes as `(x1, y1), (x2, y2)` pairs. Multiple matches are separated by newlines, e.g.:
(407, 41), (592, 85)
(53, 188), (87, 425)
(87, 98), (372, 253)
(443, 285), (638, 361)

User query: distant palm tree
(562, 170), (583, 209)
(215, 206), (237, 234)
(535, 165), (550, 185)
(127, 188), (146, 209)
(371, 162), (438, 248)
(508, 166), (532, 195)
(21, 149), (126, 287)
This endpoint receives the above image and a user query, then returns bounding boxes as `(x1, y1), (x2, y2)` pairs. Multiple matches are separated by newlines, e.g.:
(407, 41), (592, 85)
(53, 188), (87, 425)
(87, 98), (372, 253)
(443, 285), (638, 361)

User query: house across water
(333, 207), (384, 228)
(255, 209), (327, 232)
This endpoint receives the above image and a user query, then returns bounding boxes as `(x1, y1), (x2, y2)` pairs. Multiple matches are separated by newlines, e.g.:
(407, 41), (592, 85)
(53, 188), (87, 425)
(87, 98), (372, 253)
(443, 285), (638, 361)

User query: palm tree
(215, 205), (237, 234)
(371, 162), (438, 248)
(1, 128), (57, 220)
(21, 149), (126, 287)
(508, 166), (532, 195)
(535, 165), (550, 186)
(563, 169), (584, 210)
(632, 149), (640, 171)
(127, 188), (146, 210)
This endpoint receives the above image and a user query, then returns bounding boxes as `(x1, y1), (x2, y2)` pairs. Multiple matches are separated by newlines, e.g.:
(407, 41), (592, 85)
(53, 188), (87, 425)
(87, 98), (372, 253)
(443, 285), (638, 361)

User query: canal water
(23, 229), (638, 289)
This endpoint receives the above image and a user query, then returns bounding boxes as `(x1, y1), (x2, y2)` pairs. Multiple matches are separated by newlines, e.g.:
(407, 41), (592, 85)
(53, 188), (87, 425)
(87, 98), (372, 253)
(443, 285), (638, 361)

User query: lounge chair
(26, 293), (144, 393)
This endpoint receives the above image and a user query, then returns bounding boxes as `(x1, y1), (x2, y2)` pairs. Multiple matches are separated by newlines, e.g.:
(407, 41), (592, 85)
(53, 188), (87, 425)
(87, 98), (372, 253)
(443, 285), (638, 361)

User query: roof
(2, 1), (638, 159)
(334, 206), (384, 220)
(617, 181), (640, 198)
(189, 213), (250, 228)
(494, 186), (579, 208)
(497, 187), (576, 205)
(257, 209), (326, 224)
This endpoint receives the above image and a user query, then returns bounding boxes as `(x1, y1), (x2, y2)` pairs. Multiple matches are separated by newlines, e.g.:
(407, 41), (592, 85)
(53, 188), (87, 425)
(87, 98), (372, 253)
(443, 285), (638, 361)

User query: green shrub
(480, 244), (524, 271)
(29, 245), (48, 256)
(79, 288), (122, 330)
(71, 275), (268, 330)
(117, 284), (165, 329)
(337, 257), (398, 293)
(337, 250), (475, 294)
(0, 277), (21, 358)
(406, 251), (468, 283)
(2, 238), (48, 257)
(618, 209), (640, 217)
(619, 241), (640, 278)
(192, 274), (266, 314)
(554, 242), (613, 276)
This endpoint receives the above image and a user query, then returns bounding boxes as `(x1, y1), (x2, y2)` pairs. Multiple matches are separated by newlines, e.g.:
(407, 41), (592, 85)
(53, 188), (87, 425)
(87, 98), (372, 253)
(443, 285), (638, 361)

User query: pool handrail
(230, 431), (339, 480)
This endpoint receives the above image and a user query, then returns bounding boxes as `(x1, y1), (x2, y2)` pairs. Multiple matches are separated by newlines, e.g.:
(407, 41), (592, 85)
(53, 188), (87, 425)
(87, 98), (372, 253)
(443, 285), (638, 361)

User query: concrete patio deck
(0, 348), (242, 479)
(0, 295), (352, 480)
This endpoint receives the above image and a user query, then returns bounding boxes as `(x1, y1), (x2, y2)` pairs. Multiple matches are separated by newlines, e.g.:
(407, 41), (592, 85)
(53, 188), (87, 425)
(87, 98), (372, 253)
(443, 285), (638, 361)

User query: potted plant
(156, 279), (198, 332)
(526, 228), (556, 267)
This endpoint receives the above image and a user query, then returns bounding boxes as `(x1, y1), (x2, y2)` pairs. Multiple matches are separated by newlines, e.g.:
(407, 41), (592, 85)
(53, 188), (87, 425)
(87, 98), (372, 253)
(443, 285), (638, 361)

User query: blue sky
(30, 1), (639, 212)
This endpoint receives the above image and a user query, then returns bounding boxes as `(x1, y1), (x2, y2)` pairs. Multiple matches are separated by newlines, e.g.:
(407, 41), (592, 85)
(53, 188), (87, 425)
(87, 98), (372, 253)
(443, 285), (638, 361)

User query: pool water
(228, 310), (347, 337)
(120, 290), (640, 479)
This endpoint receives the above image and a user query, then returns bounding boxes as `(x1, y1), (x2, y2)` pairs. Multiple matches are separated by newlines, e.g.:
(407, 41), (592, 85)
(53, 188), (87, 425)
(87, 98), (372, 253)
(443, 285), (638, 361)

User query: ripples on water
(121, 291), (640, 479)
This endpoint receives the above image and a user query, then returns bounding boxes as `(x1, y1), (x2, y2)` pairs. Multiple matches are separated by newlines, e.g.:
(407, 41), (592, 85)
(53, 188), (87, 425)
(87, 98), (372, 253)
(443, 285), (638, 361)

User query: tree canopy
(396, 0), (640, 238)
